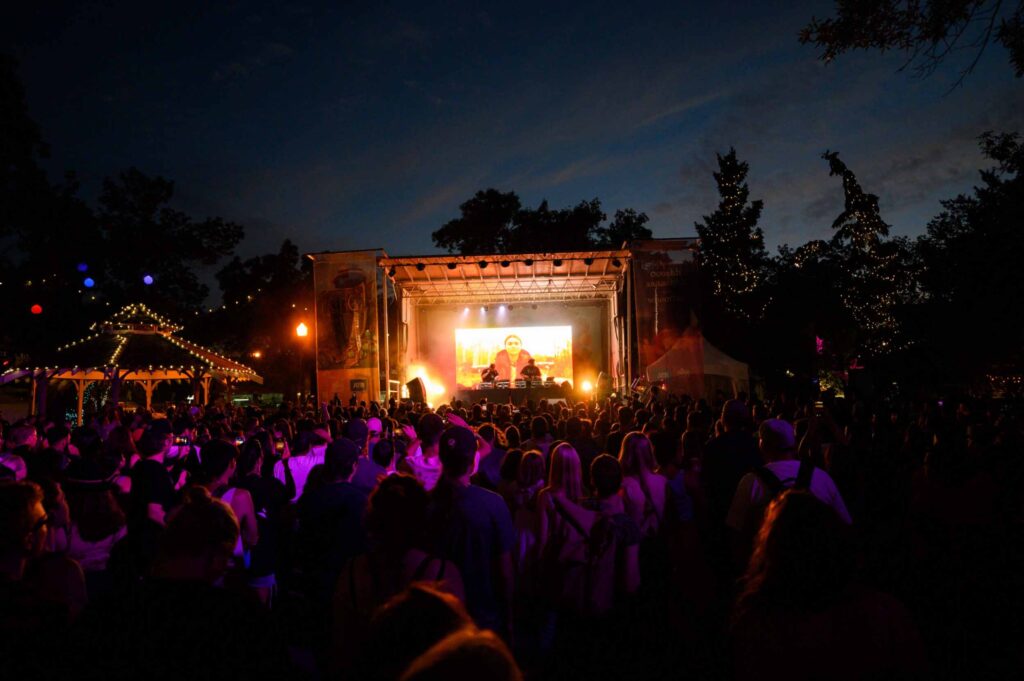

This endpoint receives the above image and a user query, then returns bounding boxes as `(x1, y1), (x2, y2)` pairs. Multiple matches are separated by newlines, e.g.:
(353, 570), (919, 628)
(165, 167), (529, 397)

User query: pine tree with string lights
(695, 148), (769, 320)
(822, 150), (904, 356)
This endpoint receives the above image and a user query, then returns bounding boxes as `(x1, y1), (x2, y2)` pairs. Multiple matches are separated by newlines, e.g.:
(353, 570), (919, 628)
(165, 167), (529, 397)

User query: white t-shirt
(0, 453), (27, 480)
(726, 460), (852, 531)
(68, 524), (128, 572)
(405, 446), (442, 491)
(274, 444), (326, 501)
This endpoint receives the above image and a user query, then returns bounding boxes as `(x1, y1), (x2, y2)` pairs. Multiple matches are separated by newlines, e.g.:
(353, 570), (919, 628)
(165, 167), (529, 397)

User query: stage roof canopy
(379, 250), (632, 305)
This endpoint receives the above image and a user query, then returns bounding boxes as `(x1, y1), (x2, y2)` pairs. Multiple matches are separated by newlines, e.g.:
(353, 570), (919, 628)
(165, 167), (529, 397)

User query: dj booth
(457, 381), (567, 404)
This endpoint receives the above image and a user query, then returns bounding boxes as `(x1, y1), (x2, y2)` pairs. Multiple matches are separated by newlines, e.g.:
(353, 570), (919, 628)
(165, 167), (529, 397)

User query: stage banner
(631, 239), (704, 397)
(312, 250), (380, 403)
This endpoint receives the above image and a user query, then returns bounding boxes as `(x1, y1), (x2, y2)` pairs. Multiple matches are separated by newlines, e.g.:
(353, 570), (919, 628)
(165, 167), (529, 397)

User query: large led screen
(455, 326), (573, 388)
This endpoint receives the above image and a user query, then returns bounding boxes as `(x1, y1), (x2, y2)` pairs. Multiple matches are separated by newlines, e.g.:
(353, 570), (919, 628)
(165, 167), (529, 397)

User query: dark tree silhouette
(432, 189), (522, 255)
(594, 208), (652, 248)
(821, 150), (907, 356)
(97, 168), (245, 314)
(914, 132), (1024, 380)
(694, 148), (769, 321)
(432, 189), (650, 254)
(801, 0), (1024, 84)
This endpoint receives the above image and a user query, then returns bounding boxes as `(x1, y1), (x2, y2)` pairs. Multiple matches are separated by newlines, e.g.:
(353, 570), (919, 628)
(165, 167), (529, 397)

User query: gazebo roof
(0, 303), (262, 384)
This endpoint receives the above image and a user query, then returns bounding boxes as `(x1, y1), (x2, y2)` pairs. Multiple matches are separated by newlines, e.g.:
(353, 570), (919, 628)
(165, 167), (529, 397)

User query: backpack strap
(753, 466), (785, 499)
(636, 474), (663, 525)
(794, 459), (815, 491)
(551, 495), (590, 543)
(412, 553), (435, 581)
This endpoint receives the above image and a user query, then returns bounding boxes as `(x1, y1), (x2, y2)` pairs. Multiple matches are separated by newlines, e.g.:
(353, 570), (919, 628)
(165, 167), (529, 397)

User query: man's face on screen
(505, 337), (521, 353)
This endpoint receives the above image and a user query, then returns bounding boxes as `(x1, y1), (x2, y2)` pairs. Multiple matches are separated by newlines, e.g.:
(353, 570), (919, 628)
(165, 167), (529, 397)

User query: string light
(49, 303), (260, 380)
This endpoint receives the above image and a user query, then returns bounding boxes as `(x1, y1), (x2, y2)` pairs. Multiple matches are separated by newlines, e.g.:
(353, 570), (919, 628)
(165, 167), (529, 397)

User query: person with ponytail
(193, 439), (258, 572)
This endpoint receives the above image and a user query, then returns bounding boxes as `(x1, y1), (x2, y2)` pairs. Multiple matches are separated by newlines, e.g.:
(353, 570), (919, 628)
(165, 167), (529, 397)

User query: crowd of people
(1, 388), (1021, 679)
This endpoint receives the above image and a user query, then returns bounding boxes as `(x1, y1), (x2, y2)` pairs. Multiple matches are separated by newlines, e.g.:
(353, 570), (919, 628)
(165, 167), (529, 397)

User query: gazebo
(0, 303), (262, 424)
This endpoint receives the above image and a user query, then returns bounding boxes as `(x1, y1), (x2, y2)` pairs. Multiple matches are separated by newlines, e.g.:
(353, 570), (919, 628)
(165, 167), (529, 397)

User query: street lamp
(295, 322), (310, 402)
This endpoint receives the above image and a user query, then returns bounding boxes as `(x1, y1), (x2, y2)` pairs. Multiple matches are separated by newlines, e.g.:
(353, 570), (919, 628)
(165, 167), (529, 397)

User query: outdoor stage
(308, 249), (632, 405)
(308, 240), (748, 405)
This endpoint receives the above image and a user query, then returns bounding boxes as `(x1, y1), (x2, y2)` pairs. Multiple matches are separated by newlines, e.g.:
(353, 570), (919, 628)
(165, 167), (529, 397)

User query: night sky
(5, 1), (1023, 262)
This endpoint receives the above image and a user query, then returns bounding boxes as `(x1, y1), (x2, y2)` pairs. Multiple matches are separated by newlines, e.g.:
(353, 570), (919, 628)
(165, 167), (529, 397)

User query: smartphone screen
(275, 440), (285, 452)
(235, 437), (245, 446)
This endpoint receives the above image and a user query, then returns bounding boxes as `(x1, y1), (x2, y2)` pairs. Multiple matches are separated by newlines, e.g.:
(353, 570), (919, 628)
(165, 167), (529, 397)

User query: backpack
(752, 459), (815, 501)
(742, 460), (816, 546)
(544, 496), (616, 614)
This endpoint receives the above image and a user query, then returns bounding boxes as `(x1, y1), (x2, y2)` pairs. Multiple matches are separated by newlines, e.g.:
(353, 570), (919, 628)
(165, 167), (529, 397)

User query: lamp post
(295, 322), (309, 402)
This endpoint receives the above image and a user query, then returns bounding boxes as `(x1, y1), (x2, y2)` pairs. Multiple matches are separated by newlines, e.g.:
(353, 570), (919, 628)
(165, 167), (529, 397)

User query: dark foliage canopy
(801, 0), (1024, 82)
(431, 189), (652, 254)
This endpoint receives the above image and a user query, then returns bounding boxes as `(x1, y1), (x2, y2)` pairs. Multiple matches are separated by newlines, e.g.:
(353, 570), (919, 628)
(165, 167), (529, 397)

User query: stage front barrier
(456, 384), (568, 405)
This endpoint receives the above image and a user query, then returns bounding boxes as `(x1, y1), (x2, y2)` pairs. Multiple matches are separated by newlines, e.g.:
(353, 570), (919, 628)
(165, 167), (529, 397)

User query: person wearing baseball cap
(428, 424), (515, 638)
(403, 413), (445, 492)
(366, 417), (384, 455)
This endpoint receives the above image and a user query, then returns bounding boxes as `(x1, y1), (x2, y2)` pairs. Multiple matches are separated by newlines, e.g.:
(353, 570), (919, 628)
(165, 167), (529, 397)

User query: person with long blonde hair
(618, 431), (668, 537)
(536, 443), (607, 622)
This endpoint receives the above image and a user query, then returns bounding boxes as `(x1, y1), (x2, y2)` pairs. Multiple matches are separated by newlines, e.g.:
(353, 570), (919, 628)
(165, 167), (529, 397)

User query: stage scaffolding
(378, 250), (633, 400)
(378, 251), (631, 305)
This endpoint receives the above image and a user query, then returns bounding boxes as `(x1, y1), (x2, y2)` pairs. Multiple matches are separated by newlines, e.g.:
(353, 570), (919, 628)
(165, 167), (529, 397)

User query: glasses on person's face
(506, 339), (521, 349)
(31, 514), (50, 534)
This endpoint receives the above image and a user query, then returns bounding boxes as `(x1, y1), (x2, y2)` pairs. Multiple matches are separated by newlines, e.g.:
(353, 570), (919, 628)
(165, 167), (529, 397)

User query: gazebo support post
(142, 379), (155, 412)
(110, 369), (122, 408)
(29, 373), (38, 417)
(35, 373), (48, 419)
(75, 379), (86, 426)
(202, 376), (211, 406)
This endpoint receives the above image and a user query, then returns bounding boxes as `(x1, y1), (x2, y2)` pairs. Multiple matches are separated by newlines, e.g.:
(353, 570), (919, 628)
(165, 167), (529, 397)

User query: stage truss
(379, 250), (631, 305)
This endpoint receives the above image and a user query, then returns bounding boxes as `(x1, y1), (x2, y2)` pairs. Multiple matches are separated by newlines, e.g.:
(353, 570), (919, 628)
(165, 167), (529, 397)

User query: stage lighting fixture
(480, 306), (486, 313)
(500, 260), (510, 268)
(447, 263), (457, 270)
(612, 259), (622, 268)
(463, 307), (470, 314)
(583, 258), (594, 266)
(416, 263), (426, 271)
(478, 261), (488, 269)
(531, 304), (538, 310)
(553, 259), (563, 267)
(499, 305), (506, 312)
(524, 259), (533, 267)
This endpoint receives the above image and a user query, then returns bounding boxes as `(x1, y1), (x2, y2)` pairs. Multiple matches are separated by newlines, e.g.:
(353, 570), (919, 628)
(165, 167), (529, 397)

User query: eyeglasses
(31, 514), (50, 533)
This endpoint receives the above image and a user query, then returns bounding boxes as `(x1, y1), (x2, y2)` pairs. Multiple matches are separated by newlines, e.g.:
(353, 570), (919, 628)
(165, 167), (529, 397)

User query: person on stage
(494, 334), (532, 381)
(520, 358), (542, 384)
(481, 363), (499, 383)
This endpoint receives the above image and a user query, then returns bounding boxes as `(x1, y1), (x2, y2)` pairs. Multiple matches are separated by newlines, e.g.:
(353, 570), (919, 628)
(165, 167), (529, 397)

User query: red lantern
(30, 304), (43, 315)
